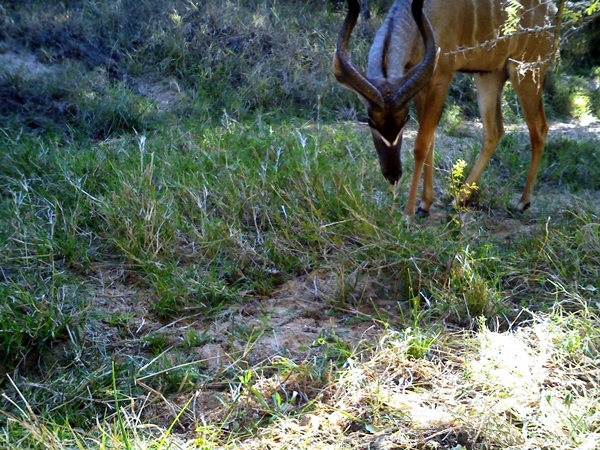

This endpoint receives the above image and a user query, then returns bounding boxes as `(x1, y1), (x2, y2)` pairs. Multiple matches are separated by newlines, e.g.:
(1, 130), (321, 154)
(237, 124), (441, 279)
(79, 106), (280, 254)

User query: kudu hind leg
(462, 71), (509, 203)
(510, 69), (549, 212)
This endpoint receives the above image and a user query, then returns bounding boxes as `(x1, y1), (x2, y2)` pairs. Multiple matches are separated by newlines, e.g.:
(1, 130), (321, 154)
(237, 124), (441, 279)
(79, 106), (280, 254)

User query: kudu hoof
(518, 202), (531, 212)
(416, 207), (430, 218)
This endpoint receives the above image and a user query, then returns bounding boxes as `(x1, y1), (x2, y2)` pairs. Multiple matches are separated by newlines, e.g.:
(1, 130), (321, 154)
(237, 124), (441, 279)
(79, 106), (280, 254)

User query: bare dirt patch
(88, 266), (398, 431)
(0, 47), (184, 115)
(0, 51), (55, 77)
(91, 268), (390, 368)
(135, 79), (185, 112)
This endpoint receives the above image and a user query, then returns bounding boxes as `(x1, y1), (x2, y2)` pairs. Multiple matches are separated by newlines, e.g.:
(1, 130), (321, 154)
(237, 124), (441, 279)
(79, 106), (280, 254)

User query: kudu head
(334, 0), (438, 184)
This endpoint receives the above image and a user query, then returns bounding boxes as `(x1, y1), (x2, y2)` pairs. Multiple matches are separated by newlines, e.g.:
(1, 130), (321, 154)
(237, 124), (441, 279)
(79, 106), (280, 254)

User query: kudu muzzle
(372, 131), (403, 184)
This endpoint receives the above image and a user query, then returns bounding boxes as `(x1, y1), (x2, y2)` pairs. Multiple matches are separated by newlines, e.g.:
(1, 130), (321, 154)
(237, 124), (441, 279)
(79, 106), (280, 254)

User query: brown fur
(335, 0), (557, 215)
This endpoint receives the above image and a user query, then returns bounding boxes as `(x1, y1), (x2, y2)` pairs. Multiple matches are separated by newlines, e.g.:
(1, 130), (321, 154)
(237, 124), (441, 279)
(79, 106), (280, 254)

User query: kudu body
(334, 0), (557, 216)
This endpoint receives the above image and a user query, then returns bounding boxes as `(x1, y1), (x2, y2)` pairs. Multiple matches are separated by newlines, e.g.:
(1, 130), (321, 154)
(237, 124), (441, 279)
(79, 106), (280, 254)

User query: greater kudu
(334, 0), (557, 216)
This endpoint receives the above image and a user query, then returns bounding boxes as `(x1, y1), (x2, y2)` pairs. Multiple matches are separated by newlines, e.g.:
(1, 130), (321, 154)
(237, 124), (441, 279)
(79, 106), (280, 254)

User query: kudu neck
(366, 0), (419, 83)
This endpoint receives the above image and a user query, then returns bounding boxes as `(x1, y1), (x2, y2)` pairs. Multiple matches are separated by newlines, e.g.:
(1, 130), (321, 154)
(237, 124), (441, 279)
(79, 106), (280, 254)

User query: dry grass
(219, 307), (599, 450)
(5, 306), (596, 450)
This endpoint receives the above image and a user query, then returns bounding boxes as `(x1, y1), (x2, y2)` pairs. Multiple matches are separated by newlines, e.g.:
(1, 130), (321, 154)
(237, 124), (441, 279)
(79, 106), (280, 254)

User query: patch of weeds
(2, 351), (141, 430)
(221, 357), (326, 438)
(110, 312), (136, 328)
(0, 0), (128, 69)
(186, 1), (347, 116)
(481, 133), (538, 207)
(135, 351), (211, 398)
(194, 423), (226, 449)
(142, 332), (170, 355)
(549, 303), (600, 361)
(96, 136), (181, 264)
(236, 369), (290, 419)
(447, 158), (479, 212)
(313, 330), (354, 366)
(0, 65), (154, 138)
(404, 327), (438, 359)
(232, 323), (268, 346)
(97, 309), (139, 338)
(149, 363), (206, 395)
(0, 68), (76, 134)
(444, 248), (506, 326)
(396, 265), (427, 306)
(0, 132), (112, 272)
(76, 81), (156, 140)
(145, 263), (241, 319)
(0, 152), (89, 372)
(0, 272), (84, 371)
(541, 210), (600, 296)
(182, 328), (212, 349)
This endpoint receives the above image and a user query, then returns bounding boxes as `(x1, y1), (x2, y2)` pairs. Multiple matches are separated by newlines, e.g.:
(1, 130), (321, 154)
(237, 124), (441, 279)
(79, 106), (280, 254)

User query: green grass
(1, 110), (598, 447)
(0, 0), (599, 449)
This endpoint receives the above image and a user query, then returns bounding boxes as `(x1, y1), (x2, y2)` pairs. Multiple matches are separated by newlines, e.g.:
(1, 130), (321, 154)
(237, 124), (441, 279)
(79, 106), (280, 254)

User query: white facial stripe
(372, 127), (403, 148)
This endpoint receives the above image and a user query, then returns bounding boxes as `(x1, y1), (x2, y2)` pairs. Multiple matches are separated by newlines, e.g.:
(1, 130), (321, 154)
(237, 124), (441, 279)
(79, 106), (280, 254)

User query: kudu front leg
(405, 133), (435, 216)
(405, 80), (450, 216)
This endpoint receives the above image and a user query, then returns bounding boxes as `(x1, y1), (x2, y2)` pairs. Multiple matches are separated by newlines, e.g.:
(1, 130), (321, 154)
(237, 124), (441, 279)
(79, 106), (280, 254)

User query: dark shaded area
(0, 0), (598, 140)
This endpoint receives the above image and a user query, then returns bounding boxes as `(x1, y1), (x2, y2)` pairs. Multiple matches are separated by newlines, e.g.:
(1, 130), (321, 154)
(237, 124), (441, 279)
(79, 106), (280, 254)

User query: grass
(2, 114), (598, 449)
(0, 0), (599, 449)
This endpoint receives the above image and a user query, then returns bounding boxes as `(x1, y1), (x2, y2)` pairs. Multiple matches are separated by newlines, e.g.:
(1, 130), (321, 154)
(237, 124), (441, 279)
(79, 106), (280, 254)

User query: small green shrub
(541, 138), (600, 191)
(545, 73), (600, 119)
